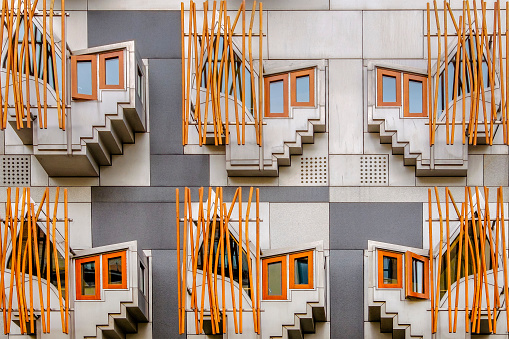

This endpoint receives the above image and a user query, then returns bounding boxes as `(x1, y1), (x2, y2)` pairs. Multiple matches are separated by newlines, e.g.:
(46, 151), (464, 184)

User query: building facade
(0, 0), (506, 338)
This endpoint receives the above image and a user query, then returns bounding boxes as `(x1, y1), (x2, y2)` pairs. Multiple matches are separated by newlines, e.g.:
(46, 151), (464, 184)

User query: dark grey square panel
(88, 11), (181, 59)
(149, 59), (183, 155)
(330, 203), (422, 250)
(330, 250), (364, 339)
(92, 202), (177, 249)
(151, 155), (210, 187)
(152, 250), (185, 338)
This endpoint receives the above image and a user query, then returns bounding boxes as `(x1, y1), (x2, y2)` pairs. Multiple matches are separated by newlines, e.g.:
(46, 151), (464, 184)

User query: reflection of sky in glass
(105, 57), (120, 86)
(270, 80), (284, 113)
(412, 259), (424, 294)
(268, 262), (282, 295)
(408, 80), (423, 113)
(437, 78), (443, 116)
(296, 75), (310, 102)
(382, 75), (396, 102)
(77, 61), (93, 95)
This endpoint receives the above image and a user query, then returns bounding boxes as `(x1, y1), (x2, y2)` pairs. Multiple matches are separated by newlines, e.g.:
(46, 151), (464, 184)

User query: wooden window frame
(71, 54), (97, 100)
(403, 73), (428, 118)
(289, 250), (313, 290)
(75, 256), (101, 300)
(102, 250), (127, 290)
(290, 68), (315, 107)
(376, 68), (402, 107)
(377, 249), (403, 289)
(99, 50), (125, 90)
(262, 255), (287, 300)
(405, 251), (429, 299)
(264, 74), (289, 118)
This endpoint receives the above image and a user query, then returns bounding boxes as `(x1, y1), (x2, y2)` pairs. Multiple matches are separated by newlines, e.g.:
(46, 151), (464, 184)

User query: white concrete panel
(467, 154), (484, 186)
(279, 133), (329, 186)
(228, 176), (278, 186)
(210, 154), (228, 186)
(267, 11), (362, 59)
(389, 155), (416, 186)
(329, 155), (361, 186)
(329, 59), (364, 154)
(363, 11), (424, 59)
(416, 176), (466, 186)
(36, 0), (87, 10)
(269, 203), (329, 249)
(68, 202), (92, 250)
(49, 177), (99, 187)
(331, 0), (429, 10)
(66, 11), (88, 51)
(484, 154), (509, 186)
(31, 155), (49, 187)
(100, 133), (151, 186)
(30, 187), (91, 203)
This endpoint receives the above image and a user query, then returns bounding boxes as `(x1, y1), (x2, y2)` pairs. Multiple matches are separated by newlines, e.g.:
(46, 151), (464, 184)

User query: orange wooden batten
(289, 251), (313, 290)
(99, 50), (125, 90)
(377, 249), (403, 289)
(262, 255), (287, 300)
(102, 251), (128, 289)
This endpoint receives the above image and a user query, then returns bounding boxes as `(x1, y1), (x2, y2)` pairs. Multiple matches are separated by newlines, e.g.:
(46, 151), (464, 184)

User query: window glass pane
(296, 75), (310, 102)
(382, 75), (397, 102)
(77, 60), (93, 95)
(408, 80), (423, 114)
(105, 57), (120, 86)
(412, 259), (424, 294)
(108, 256), (123, 285)
(81, 261), (96, 296)
(382, 256), (398, 285)
(269, 80), (284, 113)
(268, 261), (282, 296)
(294, 256), (308, 285)
(137, 68), (143, 100)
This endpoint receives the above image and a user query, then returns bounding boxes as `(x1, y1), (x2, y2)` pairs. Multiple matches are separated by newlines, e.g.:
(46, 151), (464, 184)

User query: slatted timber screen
(428, 186), (509, 334)
(0, 187), (69, 334)
(427, 0), (509, 146)
(0, 0), (67, 131)
(176, 187), (261, 335)
(181, 0), (264, 147)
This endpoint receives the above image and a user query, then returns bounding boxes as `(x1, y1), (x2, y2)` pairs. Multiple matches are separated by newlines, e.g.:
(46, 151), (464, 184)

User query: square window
(290, 68), (315, 107)
(376, 68), (402, 107)
(102, 250), (127, 290)
(264, 74), (289, 117)
(403, 73), (428, 117)
(75, 256), (100, 300)
(377, 249), (403, 289)
(405, 251), (429, 299)
(262, 255), (287, 300)
(99, 50), (124, 90)
(71, 54), (97, 100)
(289, 250), (313, 289)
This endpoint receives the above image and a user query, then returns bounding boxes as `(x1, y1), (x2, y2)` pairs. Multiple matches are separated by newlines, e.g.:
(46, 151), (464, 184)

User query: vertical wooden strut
(52, 188), (65, 332)
(427, 4), (432, 146)
(244, 187), (257, 332)
(462, 3), (467, 145)
(64, 188), (69, 332)
(499, 186), (509, 330)
(248, 2), (258, 145)
(428, 189), (435, 333)
(453, 201), (464, 332)
(498, 0), (507, 145)
(506, 2), (509, 145)
(464, 188), (469, 332)
(256, 188), (260, 333)
(433, 187), (443, 333)
(242, 0), (246, 145)
(445, 188), (451, 332)
(49, 0), (62, 129)
(182, 188), (188, 332)
(451, 16), (462, 145)
(466, 1), (478, 143)
(31, 203), (47, 333)
(444, 1), (449, 144)
(45, 187), (50, 330)
(259, 3), (263, 146)
(432, 0), (441, 146)
(176, 189), (181, 333)
(225, 188), (239, 333)
(199, 188), (212, 331)
(0, 187), (10, 333)
(227, 17), (241, 145)
(238, 186), (243, 332)
(181, 3), (186, 145)
(61, 0), (66, 129)
(43, 0), (48, 128)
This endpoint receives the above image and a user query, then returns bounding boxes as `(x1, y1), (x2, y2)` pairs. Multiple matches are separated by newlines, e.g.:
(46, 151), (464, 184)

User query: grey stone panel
(152, 250), (185, 338)
(87, 11), (181, 59)
(149, 59), (183, 155)
(151, 155), (210, 187)
(330, 203), (422, 250)
(92, 186), (329, 203)
(330, 250), (364, 339)
(92, 202), (177, 249)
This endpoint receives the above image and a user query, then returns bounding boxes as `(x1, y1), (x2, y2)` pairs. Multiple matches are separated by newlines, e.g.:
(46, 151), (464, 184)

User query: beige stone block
(484, 154), (509, 186)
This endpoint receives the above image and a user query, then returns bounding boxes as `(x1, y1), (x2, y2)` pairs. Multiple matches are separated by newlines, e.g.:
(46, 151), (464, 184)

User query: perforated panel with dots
(360, 155), (388, 185)
(300, 157), (327, 184)
(2, 156), (30, 186)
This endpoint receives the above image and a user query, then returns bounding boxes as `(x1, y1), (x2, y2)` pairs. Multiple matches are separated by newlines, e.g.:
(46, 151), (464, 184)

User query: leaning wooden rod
(177, 186), (261, 334)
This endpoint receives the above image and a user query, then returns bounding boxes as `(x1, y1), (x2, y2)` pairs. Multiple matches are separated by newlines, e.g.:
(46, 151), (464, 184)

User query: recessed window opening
(105, 57), (120, 86)
(289, 250), (313, 289)
(265, 73), (289, 117)
(376, 68), (401, 107)
(77, 60), (93, 95)
(383, 256), (398, 285)
(296, 75), (310, 102)
(102, 250), (127, 290)
(411, 258), (424, 294)
(377, 249), (402, 289)
(107, 255), (122, 285)
(76, 256), (100, 300)
(270, 80), (285, 113)
(262, 255), (287, 300)
(294, 256), (308, 285)
(268, 261), (282, 296)
(81, 261), (97, 296)
(139, 262), (145, 295)
(403, 73), (427, 117)
(405, 251), (429, 299)
(382, 75), (397, 102)
(137, 66), (144, 103)
(408, 80), (423, 113)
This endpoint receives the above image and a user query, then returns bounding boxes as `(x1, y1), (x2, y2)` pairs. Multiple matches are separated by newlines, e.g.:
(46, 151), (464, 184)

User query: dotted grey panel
(2, 156), (30, 186)
(300, 156), (327, 184)
(360, 155), (387, 185)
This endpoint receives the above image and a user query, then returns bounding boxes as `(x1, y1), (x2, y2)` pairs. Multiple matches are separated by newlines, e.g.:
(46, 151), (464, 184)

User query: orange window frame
(290, 68), (315, 107)
(102, 250), (127, 289)
(99, 50), (125, 90)
(71, 54), (98, 100)
(403, 73), (428, 118)
(377, 249), (403, 289)
(75, 256), (101, 300)
(376, 68), (401, 107)
(262, 255), (287, 300)
(289, 250), (313, 289)
(264, 74), (289, 118)
(405, 251), (429, 299)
